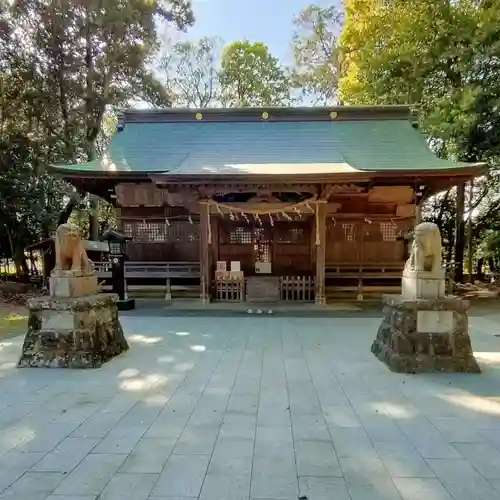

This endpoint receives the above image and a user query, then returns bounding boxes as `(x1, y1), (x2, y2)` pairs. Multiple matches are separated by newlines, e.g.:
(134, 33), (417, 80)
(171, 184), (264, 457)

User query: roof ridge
(117, 106), (413, 124)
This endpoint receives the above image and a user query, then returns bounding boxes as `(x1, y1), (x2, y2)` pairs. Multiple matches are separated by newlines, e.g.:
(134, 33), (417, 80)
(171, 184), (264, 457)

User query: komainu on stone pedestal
(18, 223), (129, 368)
(372, 222), (480, 374)
(371, 296), (480, 373)
(18, 294), (128, 368)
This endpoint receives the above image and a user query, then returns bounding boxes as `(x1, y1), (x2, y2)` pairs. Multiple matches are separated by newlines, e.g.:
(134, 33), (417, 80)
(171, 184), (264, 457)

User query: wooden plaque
(246, 276), (280, 303)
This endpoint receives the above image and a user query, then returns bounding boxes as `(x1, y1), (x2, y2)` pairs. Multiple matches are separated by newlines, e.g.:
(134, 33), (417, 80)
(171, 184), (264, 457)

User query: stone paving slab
(1, 313), (500, 499)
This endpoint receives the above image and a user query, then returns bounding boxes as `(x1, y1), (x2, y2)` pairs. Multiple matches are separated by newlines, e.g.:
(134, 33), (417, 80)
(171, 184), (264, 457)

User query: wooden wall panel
(121, 219), (200, 262)
(326, 217), (412, 266)
(273, 221), (311, 274)
(326, 219), (361, 264)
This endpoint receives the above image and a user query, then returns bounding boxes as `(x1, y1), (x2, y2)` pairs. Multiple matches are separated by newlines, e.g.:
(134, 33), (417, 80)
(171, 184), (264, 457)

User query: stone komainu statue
(53, 223), (95, 276)
(404, 222), (443, 273)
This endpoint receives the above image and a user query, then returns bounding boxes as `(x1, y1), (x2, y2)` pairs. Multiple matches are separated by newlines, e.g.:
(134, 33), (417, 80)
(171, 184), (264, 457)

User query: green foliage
(477, 230), (500, 265)
(291, 4), (343, 105)
(339, 0), (500, 279)
(0, 0), (193, 273)
(219, 41), (291, 107)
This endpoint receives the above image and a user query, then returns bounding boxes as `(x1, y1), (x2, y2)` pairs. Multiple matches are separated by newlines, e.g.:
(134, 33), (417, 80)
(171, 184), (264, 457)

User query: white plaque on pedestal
(230, 261), (241, 272)
(417, 311), (454, 333)
(216, 261), (227, 272)
(255, 261), (271, 274)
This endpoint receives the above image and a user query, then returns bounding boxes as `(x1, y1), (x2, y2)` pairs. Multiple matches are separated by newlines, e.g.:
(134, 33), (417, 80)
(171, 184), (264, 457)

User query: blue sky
(183, 0), (339, 64)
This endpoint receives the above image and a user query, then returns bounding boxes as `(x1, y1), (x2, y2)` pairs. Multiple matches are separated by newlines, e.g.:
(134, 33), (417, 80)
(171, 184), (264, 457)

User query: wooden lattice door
(219, 222), (274, 275)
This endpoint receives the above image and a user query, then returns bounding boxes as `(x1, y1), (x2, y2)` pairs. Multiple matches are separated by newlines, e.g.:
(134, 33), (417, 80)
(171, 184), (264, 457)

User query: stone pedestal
(18, 293), (129, 368)
(371, 295), (480, 373)
(49, 274), (98, 298)
(401, 269), (446, 300)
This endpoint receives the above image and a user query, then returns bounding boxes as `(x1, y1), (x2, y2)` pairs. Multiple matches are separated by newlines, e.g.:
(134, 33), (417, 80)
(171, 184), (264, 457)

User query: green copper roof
(54, 107), (472, 175)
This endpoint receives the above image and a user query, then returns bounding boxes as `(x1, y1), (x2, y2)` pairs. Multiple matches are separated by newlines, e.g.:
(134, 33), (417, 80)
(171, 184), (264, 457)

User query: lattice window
(343, 223), (355, 241)
(165, 222), (199, 242)
(230, 226), (252, 244)
(135, 221), (159, 241)
(277, 226), (306, 244)
(120, 220), (199, 242)
(380, 222), (397, 241)
(123, 222), (133, 238)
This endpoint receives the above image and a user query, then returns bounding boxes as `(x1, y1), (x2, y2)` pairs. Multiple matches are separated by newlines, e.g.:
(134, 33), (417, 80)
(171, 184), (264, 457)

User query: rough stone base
(371, 295), (481, 373)
(18, 293), (129, 369)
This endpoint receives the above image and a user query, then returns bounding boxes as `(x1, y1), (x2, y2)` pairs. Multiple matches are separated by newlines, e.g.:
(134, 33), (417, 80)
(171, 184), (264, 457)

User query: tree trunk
(454, 182), (466, 283)
(489, 257), (496, 274)
(58, 200), (77, 226)
(467, 180), (474, 283)
(477, 258), (484, 280)
(13, 249), (29, 278)
(88, 195), (100, 240)
(446, 225), (454, 265)
(84, 9), (100, 242)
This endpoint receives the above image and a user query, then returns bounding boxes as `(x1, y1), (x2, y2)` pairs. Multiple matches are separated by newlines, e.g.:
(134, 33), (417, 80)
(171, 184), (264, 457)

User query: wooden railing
(280, 276), (315, 301)
(326, 261), (404, 299)
(94, 261), (200, 279)
(215, 276), (245, 301)
(94, 261), (112, 277)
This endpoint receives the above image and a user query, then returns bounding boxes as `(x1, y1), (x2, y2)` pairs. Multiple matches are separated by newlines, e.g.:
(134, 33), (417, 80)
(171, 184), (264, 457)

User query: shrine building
(49, 106), (486, 304)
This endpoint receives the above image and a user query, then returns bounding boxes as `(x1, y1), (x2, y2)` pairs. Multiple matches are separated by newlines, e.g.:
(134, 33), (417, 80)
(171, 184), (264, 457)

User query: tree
(0, 0), (194, 274)
(219, 41), (291, 107)
(291, 4), (343, 105)
(339, 0), (500, 282)
(158, 36), (222, 107)
(6, 0), (193, 239)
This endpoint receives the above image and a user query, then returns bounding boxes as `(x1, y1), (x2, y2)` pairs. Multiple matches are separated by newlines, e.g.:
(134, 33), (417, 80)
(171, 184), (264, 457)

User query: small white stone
(256, 309), (262, 314)
(247, 309), (253, 314)
(268, 309), (273, 314)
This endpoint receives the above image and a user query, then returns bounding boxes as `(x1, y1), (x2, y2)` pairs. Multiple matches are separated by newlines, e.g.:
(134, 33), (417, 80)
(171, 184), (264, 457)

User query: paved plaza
(2, 311), (500, 499)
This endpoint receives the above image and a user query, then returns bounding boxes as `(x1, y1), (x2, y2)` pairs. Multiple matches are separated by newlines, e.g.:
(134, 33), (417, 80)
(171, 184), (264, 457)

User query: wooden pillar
(315, 202), (327, 305)
(199, 201), (211, 303)
(115, 207), (122, 230)
(211, 217), (219, 267)
(357, 219), (364, 301)
(89, 195), (100, 241)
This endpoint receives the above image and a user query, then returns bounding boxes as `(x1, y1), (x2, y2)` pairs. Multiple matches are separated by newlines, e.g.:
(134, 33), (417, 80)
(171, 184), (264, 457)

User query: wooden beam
(315, 202), (327, 305)
(199, 201), (211, 303)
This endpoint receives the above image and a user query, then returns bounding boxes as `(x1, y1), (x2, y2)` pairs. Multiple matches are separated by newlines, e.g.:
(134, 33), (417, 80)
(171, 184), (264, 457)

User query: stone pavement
(1, 312), (500, 499)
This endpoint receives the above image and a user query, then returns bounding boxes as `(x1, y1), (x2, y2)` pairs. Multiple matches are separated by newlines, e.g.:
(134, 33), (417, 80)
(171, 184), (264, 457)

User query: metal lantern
(102, 230), (135, 310)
